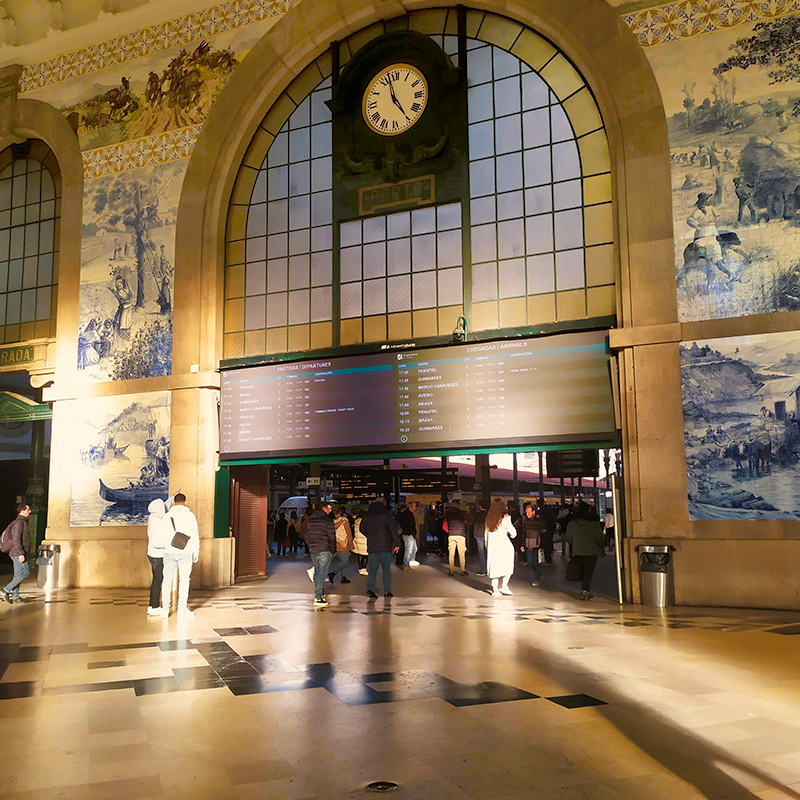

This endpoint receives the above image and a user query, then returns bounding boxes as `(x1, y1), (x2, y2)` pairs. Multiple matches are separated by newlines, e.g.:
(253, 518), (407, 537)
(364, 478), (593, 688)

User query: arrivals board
(219, 329), (616, 461)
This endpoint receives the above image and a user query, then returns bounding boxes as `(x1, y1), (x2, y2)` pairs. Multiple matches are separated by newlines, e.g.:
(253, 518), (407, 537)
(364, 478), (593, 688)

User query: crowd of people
(0, 494), (611, 611)
(266, 496), (612, 607)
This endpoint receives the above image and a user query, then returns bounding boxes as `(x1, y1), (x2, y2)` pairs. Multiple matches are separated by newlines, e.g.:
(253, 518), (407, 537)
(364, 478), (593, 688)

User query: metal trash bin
(636, 545), (675, 607)
(36, 543), (61, 590)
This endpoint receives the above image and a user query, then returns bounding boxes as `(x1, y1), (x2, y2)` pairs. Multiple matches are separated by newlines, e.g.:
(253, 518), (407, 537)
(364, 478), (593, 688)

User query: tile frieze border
(623, 0), (800, 47)
(82, 125), (201, 179)
(19, 0), (300, 94)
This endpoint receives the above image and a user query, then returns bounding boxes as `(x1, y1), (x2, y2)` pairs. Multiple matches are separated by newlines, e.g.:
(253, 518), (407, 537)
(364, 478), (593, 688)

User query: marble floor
(2, 554), (800, 800)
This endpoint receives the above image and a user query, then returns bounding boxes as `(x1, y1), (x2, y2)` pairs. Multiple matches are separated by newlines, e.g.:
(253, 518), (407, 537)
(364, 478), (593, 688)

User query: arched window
(224, 9), (613, 360)
(0, 141), (60, 344)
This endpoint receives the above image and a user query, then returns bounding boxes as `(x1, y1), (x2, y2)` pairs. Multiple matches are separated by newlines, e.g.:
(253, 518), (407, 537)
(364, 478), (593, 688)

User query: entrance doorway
(228, 448), (623, 599)
(0, 371), (51, 583)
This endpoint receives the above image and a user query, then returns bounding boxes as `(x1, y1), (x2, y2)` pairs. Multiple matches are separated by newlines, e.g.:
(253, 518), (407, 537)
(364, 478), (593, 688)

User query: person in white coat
(159, 493), (200, 618)
(146, 497), (167, 617)
(485, 497), (517, 596)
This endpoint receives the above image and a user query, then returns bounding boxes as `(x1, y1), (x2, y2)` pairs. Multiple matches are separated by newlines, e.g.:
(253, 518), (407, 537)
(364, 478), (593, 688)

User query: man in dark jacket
(398, 501), (419, 571)
(1, 503), (32, 604)
(361, 498), (401, 598)
(304, 501), (336, 607)
(520, 502), (545, 586)
(536, 499), (556, 564)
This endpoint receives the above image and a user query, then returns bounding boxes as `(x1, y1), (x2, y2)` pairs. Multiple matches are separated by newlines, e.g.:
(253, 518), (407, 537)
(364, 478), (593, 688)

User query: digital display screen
(219, 329), (615, 461)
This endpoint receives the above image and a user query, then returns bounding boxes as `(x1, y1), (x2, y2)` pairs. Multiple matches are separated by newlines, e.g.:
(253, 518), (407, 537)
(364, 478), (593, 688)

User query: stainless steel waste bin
(636, 545), (675, 607)
(36, 543), (61, 591)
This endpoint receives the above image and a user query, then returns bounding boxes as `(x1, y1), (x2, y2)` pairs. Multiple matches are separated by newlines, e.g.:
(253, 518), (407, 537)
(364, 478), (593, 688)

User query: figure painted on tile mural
(155, 437), (169, 478)
(157, 244), (172, 315)
(109, 272), (133, 343)
(733, 176), (757, 225)
(77, 319), (101, 370)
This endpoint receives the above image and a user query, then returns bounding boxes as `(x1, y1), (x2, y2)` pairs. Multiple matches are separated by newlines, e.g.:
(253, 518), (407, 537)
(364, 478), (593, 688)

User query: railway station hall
(3, 1), (800, 798)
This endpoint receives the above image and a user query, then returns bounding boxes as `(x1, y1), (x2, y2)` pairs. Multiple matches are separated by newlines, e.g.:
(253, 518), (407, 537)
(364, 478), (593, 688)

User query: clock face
(362, 63), (428, 136)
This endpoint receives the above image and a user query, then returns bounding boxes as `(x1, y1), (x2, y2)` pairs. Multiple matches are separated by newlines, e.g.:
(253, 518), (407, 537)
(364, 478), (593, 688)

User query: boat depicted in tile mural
(648, 14), (800, 322)
(76, 160), (185, 381)
(681, 329), (800, 521)
(71, 391), (171, 527)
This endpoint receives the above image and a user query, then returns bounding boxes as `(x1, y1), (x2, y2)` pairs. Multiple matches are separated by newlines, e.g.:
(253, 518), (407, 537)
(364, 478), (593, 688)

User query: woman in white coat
(352, 508), (369, 575)
(485, 497), (517, 596)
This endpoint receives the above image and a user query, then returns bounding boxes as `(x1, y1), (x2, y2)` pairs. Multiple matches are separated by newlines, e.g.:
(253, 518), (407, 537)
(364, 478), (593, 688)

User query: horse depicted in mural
(744, 436), (772, 470)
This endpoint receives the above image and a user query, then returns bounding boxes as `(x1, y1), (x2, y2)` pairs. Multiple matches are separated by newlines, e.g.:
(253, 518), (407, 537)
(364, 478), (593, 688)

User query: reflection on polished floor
(2, 556), (800, 800)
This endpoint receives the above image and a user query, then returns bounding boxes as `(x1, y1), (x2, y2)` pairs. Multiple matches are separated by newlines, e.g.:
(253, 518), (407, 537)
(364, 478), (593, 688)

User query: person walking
(445, 501), (468, 576)
(565, 502), (606, 601)
(146, 498), (167, 616)
(298, 509), (311, 555)
(537, 499), (556, 564)
(0, 503), (31, 604)
(159, 493), (200, 619)
(485, 498), (517, 596)
(473, 500), (488, 576)
(265, 510), (275, 559)
(603, 507), (615, 551)
(361, 498), (401, 598)
(352, 509), (369, 575)
(328, 507), (354, 585)
(288, 510), (300, 554)
(520, 502), (545, 587)
(399, 501), (420, 570)
(274, 511), (288, 556)
(304, 501), (336, 607)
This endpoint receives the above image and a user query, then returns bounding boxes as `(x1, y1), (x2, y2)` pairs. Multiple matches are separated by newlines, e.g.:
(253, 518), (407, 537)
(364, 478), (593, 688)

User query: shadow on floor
(515, 635), (800, 799)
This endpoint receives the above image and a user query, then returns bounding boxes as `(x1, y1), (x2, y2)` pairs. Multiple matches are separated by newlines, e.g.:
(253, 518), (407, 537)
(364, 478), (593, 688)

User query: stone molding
(0, 64), (24, 143)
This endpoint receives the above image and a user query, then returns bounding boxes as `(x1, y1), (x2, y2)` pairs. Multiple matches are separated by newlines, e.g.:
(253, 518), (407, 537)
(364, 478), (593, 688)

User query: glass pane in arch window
(0, 157), (58, 340)
(244, 78), (334, 345)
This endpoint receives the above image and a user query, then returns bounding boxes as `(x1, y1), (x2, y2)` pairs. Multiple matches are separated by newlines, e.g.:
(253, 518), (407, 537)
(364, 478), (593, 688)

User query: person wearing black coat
(304, 502), (336, 607)
(360, 498), (401, 598)
(273, 512), (288, 556)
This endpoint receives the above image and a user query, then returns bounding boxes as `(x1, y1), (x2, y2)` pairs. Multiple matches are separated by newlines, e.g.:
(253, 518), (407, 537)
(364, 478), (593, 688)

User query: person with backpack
(327, 506), (354, 585)
(1, 503), (32, 604)
(159, 493), (200, 618)
(565, 502), (606, 601)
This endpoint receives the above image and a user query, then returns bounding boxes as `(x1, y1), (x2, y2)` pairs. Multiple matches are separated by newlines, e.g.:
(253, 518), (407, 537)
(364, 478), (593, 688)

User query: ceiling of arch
(0, 0), (151, 47)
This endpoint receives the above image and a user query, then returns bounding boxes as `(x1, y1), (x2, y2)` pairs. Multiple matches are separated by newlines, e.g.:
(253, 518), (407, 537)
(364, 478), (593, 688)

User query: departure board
(219, 329), (616, 460)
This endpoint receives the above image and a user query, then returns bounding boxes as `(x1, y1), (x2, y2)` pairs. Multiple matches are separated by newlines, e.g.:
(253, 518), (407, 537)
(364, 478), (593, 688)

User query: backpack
(0, 522), (13, 553)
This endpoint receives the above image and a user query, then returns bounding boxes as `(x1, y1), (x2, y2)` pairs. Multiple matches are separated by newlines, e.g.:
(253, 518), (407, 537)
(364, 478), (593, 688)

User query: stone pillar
(475, 453), (491, 509)
(24, 415), (47, 555)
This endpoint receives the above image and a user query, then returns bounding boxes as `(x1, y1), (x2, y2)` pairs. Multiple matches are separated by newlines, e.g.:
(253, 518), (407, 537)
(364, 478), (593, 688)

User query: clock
(362, 63), (428, 136)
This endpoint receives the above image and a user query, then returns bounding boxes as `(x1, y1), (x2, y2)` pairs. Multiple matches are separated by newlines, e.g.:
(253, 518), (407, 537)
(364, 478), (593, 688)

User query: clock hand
(387, 75), (407, 116)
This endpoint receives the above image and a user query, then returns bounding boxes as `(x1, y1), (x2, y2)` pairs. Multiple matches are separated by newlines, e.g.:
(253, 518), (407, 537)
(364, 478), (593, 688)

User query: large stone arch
(175, 0), (673, 371)
(175, 0), (681, 600)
